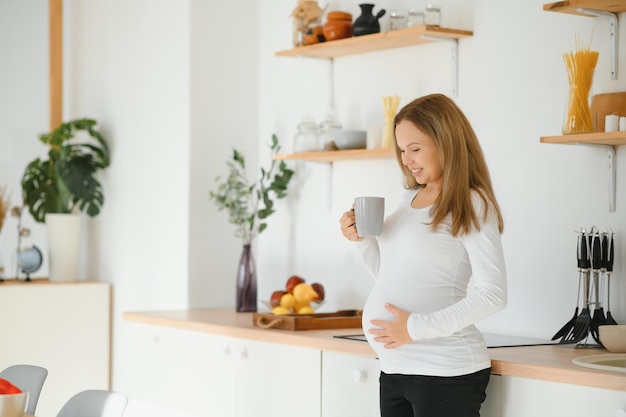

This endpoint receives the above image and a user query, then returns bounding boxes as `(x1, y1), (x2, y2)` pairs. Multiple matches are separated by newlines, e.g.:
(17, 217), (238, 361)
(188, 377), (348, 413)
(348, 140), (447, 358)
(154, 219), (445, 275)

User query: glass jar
(293, 117), (320, 152)
(424, 4), (441, 26)
(388, 12), (407, 31)
(319, 113), (342, 150)
(407, 9), (424, 27)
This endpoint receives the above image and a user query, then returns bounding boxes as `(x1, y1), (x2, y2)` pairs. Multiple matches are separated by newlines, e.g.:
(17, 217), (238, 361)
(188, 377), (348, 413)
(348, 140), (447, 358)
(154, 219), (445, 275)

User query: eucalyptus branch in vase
(209, 134), (294, 245)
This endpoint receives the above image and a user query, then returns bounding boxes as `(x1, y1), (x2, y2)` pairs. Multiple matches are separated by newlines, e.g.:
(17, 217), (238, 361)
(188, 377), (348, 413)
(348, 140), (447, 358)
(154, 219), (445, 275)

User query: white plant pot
(46, 213), (81, 282)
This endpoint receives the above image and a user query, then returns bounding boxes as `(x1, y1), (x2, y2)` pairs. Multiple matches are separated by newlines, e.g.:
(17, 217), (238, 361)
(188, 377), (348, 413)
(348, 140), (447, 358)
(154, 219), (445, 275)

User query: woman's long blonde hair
(394, 94), (504, 236)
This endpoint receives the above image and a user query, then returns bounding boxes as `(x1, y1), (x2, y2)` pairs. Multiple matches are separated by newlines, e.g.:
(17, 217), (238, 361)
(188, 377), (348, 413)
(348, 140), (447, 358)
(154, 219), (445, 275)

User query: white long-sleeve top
(358, 189), (507, 376)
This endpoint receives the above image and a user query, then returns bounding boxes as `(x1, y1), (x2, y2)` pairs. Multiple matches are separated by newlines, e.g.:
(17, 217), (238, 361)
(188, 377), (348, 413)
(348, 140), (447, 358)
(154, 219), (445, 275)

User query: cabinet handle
(221, 346), (231, 358)
(353, 369), (367, 382)
(236, 349), (247, 360)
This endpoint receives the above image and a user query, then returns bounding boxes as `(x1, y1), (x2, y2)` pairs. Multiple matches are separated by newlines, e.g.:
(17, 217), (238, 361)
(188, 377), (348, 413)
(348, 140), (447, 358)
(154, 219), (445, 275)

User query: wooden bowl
(599, 325), (626, 353)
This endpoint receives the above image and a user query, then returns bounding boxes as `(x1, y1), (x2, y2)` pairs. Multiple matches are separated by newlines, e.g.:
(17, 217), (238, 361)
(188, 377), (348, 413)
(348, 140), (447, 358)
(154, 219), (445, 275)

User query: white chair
(0, 364), (48, 415)
(56, 389), (128, 417)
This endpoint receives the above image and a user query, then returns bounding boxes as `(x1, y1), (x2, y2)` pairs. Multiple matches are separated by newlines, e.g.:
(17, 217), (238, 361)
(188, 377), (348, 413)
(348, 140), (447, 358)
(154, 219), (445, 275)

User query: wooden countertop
(0, 278), (107, 286)
(123, 308), (626, 392)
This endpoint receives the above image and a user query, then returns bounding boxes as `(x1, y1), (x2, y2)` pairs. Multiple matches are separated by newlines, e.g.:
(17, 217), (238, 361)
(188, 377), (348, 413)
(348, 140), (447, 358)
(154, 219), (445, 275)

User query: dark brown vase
(236, 244), (257, 312)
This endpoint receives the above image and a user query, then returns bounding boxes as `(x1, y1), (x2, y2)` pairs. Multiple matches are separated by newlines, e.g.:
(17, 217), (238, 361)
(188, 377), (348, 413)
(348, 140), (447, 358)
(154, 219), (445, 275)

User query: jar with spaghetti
(562, 36), (599, 134)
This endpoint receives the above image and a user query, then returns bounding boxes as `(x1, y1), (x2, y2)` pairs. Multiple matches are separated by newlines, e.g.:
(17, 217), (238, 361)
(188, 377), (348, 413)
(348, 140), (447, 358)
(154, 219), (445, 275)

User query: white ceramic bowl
(599, 324), (626, 353)
(334, 130), (366, 150)
(0, 392), (27, 417)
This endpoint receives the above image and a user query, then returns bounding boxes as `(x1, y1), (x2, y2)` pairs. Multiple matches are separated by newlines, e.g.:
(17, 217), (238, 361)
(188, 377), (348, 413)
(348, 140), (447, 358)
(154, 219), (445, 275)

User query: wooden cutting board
(591, 92), (626, 131)
(252, 309), (363, 331)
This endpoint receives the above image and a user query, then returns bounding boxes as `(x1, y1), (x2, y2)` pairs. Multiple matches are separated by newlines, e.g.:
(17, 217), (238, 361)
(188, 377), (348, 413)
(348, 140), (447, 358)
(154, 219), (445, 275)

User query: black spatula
(557, 229), (590, 344)
(552, 229), (586, 341)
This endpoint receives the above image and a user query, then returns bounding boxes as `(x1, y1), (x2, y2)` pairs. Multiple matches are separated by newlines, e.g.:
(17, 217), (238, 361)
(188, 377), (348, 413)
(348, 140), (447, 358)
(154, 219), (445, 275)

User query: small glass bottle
(293, 117), (320, 153)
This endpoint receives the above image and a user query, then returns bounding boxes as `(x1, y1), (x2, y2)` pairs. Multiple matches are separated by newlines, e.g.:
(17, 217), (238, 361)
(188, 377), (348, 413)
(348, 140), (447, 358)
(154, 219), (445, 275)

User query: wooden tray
(252, 309), (363, 331)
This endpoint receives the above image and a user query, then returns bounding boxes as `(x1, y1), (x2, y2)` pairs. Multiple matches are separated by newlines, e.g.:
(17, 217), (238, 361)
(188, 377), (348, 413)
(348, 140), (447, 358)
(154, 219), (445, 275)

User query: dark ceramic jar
(323, 11), (353, 41)
(353, 3), (386, 36)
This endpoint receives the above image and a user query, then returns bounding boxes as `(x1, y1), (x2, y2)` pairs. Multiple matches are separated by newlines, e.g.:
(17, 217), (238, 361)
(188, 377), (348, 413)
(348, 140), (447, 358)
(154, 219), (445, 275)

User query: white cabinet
(0, 281), (110, 417)
(122, 322), (219, 416)
(481, 374), (502, 417)
(235, 338), (321, 417)
(122, 322), (321, 417)
(321, 351), (380, 417)
(499, 375), (626, 417)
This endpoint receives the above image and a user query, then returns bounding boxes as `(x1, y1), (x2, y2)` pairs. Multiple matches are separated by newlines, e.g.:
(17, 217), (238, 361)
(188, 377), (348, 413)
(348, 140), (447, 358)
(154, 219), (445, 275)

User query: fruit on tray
(270, 290), (287, 308)
(311, 282), (325, 301)
(285, 275), (305, 294)
(293, 283), (318, 303)
(268, 276), (326, 315)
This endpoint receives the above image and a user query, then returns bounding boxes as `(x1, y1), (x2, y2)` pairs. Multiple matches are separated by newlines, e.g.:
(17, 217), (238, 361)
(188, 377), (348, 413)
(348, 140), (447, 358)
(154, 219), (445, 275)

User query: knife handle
(577, 230), (589, 269)
(600, 232), (608, 271)
(590, 229), (602, 271)
(606, 231), (615, 273)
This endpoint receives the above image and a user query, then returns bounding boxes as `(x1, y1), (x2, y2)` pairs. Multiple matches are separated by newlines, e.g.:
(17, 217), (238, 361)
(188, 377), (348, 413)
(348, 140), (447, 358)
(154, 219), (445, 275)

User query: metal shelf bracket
(577, 8), (619, 80)
(420, 35), (459, 97)
(579, 144), (616, 212)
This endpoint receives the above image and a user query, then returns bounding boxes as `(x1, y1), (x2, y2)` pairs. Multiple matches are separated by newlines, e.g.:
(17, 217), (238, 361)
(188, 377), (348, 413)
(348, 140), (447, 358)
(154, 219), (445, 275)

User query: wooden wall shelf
(274, 148), (395, 162)
(275, 26), (473, 59)
(543, 0), (626, 15)
(540, 132), (626, 146)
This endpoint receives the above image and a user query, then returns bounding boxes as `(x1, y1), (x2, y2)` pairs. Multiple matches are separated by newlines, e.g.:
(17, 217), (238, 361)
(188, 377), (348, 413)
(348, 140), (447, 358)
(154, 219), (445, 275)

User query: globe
(17, 245), (43, 281)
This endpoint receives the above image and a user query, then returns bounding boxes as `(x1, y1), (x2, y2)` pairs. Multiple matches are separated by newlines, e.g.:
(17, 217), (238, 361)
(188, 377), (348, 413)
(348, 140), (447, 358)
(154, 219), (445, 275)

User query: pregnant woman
(339, 94), (507, 417)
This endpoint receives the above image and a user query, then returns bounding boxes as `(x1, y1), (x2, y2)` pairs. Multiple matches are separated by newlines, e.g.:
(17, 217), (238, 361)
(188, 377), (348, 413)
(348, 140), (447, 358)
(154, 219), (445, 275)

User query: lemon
(294, 301), (310, 312)
(297, 306), (314, 315)
(293, 283), (318, 303)
(280, 293), (296, 309)
(272, 306), (291, 315)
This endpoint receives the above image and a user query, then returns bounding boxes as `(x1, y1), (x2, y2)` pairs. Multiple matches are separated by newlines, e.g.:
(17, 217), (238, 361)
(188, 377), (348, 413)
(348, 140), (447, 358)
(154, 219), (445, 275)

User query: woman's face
(395, 119), (442, 188)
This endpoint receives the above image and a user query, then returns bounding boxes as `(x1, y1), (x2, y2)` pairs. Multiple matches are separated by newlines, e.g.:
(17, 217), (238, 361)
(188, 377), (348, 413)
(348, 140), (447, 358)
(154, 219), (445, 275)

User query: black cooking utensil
(589, 227), (607, 344)
(605, 229), (618, 325)
(552, 229), (585, 341)
(560, 229), (592, 344)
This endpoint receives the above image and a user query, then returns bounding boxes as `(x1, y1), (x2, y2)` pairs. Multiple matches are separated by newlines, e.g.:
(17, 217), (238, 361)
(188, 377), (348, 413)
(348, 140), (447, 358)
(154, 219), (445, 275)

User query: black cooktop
(334, 332), (559, 348)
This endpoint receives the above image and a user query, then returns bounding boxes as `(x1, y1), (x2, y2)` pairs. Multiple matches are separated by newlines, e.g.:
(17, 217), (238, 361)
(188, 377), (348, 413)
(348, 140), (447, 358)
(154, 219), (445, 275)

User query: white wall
(1, 0), (625, 408)
(0, 0), (49, 279)
(256, 0), (626, 339)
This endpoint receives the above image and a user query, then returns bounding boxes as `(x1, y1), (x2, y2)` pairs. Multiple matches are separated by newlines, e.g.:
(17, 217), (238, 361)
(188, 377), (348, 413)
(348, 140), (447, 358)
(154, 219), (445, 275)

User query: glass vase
(236, 244), (257, 312)
(562, 72), (595, 134)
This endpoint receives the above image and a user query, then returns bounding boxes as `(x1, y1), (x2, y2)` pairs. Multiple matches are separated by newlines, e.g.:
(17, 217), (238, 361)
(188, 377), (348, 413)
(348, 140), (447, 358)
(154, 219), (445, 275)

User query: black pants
(379, 368), (491, 417)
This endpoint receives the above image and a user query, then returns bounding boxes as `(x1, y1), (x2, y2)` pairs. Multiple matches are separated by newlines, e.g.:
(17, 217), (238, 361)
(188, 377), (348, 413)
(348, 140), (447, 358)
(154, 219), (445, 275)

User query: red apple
(270, 290), (287, 308)
(285, 275), (305, 294)
(311, 282), (325, 301)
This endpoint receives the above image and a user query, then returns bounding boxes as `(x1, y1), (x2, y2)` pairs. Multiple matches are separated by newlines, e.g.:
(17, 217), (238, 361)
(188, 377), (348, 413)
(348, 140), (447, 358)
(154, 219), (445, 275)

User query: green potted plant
(21, 118), (110, 222)
(21, 118), (110, 281)
(210, 134), (294, 312)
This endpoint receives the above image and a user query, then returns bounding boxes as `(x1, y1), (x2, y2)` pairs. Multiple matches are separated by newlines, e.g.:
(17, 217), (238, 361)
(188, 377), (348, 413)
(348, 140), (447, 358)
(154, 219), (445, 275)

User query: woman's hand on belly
(368, 303), (413, 349)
